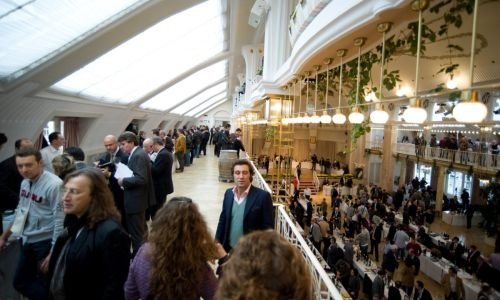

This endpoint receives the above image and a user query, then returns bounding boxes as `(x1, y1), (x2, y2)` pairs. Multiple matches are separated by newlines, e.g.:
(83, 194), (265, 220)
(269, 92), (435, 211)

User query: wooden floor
(171, 148), (494, 299)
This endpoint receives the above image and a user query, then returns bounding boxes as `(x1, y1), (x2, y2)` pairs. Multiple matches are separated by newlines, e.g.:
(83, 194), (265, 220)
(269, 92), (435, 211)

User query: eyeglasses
(60, 187), (84, 196)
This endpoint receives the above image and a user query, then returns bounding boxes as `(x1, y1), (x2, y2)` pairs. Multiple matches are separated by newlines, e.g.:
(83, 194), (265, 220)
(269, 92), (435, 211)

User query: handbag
(10, 201), (31, 236)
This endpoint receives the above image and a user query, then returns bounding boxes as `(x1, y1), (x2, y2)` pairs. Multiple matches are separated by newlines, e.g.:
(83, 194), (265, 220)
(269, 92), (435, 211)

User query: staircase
(300, 178), (318, 195)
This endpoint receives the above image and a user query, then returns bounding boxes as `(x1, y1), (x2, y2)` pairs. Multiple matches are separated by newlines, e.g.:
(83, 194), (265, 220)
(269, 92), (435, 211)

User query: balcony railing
(288, 0), (332, 45)
(393, 143), (500, 170)
(244, 154), (344, 299)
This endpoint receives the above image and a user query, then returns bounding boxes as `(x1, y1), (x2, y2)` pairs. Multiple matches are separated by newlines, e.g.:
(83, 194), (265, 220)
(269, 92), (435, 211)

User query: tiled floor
(169, 146), (232, 235)
(171, 148), (494, 299)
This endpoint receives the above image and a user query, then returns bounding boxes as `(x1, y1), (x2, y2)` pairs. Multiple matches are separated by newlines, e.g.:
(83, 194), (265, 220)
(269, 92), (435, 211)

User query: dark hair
(235, 128), (241, 132)
(14, 138), (31, 150)
(63, 168), (120, 228)
(449, 267), (457, 274)
(231, 159), (255, 180)
(416, 280), (424, 289)
(223, 123), (231, 129)
(48, 131), (61, 143)
(152, 128), (160, 135)
(52, 154), (76, 180)
(16, 147), (42, 161)
(118, 131), (138, 145)
(0, 133), (7, 146)
(152, 136), (164, 146)
(65, 146), (85, 161)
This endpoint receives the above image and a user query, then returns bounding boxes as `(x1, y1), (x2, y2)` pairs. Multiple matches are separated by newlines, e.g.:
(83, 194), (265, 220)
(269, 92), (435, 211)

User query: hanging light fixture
(302, 71), (312, 123)
(403, 0), (428, 124)
(370, 22), (391, 124)
(453, 0), (487, 123)
(332, 49), (347, 124)
(446, 73), (458, 89)
(348, 37), (366, 124)
(290, 78), (298, 124)
(320, 58), (333, 124)
(310, 65), (321, 124)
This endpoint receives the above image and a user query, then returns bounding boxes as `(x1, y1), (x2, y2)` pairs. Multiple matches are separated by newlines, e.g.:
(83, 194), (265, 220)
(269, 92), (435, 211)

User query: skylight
(51, 0), (225, 104)
(0, 0), (145, 82)
(140, 60), (227, 111)
(170, 82), (227, 115)
(194, 98), (228, 118)
(174, 91), (226, 115)
(186, 93), (227, 116)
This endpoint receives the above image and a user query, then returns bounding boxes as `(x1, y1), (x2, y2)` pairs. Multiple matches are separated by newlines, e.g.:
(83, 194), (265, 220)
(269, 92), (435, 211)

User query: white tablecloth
(419, 253), (499, 300)
(442, 211), (482, 227)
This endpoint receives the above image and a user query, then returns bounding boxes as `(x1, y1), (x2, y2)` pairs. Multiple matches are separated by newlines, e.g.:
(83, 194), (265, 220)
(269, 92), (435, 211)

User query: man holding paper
(117, 131), (155, 255)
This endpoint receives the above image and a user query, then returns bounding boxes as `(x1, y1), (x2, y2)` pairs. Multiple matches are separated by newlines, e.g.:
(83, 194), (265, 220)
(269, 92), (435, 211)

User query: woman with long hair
(215, 230), (313, 300)
(48, 168), (130, 300)
(124, 197), (221, 300)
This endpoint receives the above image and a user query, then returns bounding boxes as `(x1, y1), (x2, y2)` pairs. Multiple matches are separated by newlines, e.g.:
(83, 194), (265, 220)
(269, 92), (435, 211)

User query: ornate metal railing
(244, 153), (344, 300)
(393, 143), (500, 170)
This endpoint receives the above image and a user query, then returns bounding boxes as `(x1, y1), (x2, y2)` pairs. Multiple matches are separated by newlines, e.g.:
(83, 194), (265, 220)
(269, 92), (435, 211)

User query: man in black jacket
(149, 137), (174, 219)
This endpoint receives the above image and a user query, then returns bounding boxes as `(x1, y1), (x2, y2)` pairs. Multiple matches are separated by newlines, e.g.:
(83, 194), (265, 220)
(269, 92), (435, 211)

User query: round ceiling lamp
(320, 58), (333, 124)
(332, 49), (347, 125)
(369, 22), (391, 124)
(310, 65), (321, 124)
(403, 98), (427, 124)
(348, 37), (366, 124)
(453, 0), (487, 123)
(332, 108), (347, 124)
(404, 0), (428, 124)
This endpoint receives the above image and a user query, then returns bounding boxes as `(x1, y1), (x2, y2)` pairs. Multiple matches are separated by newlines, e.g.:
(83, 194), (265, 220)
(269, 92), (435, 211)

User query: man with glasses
(0, 147), (64, 300)
(215, 159), (273, 252)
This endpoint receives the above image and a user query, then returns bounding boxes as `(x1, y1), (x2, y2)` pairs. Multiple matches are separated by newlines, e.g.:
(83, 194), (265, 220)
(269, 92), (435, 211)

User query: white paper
(114, 162), (133, 179)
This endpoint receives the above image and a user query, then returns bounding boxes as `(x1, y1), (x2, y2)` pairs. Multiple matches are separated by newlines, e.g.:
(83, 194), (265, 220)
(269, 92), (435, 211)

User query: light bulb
(396, 86), (406, 97)
(370, 109), (389, 124)
(310, 114), (321, 124)
(402, 106), (427, 124)
(348, 107), (365, 124)
(320, 111), (332, 124)
(453, 92), (487, 123)
(332, 109), (346, 124)
(446, 76), (458, 89)
(366, 91), (378, 102)
(302, 113), (311, 124)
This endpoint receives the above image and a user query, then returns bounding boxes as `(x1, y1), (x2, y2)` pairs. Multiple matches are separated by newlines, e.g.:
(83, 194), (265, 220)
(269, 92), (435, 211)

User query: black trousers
(126, 212), (146, 256)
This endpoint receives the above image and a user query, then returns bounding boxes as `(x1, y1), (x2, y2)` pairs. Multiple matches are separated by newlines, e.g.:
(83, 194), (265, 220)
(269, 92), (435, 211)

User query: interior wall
(196, 101), (231, 128)
(0, 83), (184, 161)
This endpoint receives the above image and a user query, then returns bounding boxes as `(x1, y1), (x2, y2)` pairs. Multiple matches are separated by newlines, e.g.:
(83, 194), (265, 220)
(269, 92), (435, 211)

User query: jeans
(195, 144), (201, 158)
(14, 239), (52, 300)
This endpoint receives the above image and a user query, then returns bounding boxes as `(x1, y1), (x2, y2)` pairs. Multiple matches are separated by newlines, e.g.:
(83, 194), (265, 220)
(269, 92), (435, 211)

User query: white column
(241, 44), (264, 103)
(262, 0), (292, 81)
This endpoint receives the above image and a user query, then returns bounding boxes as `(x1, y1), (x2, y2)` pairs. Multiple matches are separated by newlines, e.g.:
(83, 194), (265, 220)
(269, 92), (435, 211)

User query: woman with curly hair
(124, 197), (223, 300)
(215, 230), (313, 300)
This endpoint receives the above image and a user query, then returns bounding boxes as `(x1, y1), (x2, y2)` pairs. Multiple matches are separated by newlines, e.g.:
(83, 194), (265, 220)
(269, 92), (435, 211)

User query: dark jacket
(151, 148), (174, 207)
(122, 147), (155, 214)
(215, 185), (273, 252)
(49, 218), (131, 300)
(99, 150), (128, 216)
(0, 155), (23, 212)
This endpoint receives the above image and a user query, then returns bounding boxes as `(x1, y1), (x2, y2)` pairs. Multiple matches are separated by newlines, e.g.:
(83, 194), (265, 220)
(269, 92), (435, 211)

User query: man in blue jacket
(215, 159), (273, 252)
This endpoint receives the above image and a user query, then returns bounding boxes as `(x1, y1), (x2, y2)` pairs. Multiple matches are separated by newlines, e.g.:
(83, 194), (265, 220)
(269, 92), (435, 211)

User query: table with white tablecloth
(419, 253), (500, 300)
(442, 211), (483, 227)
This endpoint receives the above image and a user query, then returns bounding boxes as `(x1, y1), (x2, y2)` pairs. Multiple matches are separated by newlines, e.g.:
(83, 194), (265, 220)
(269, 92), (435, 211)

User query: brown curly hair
(215, 230), (313, 300)
(149, 197), (218, 299)
(63, 168), (120, 228)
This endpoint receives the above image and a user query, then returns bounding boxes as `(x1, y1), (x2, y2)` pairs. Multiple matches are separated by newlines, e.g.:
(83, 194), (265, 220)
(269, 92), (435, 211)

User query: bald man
(99, 135), (129, 230)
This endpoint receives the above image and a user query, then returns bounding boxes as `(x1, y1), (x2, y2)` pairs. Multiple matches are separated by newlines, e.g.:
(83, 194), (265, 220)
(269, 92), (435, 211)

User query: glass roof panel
(173, 90), (226, 115)
(50, 0), (225, 104)
(186, 93), (227, 117)
(193, 98), (228, 118)
(170, 82), (226, 115)
(140, 60), (227, 111)
(0, 0), (145, 81)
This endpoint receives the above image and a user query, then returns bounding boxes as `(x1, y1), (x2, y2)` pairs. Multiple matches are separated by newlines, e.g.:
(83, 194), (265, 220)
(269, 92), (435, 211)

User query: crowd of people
(287, 175), (500, 300)
(0, 130), (315, 300)
(404, 132), (499, 167)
